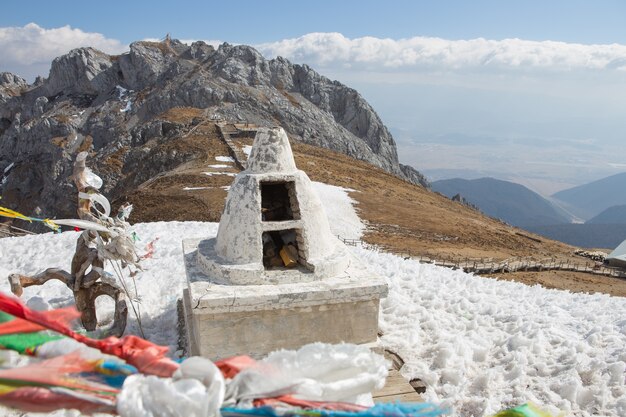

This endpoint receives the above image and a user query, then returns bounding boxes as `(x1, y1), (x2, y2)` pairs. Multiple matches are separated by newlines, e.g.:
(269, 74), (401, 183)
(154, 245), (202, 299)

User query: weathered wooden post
(8, 153), (130, 336)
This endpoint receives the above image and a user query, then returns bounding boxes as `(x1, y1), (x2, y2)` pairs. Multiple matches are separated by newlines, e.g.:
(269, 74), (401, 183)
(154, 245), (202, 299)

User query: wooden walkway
(216, 122), (252, 170)
(372, 350), (423, 403)
(426, 257), (626, 278)
(373, 369), (423, 403)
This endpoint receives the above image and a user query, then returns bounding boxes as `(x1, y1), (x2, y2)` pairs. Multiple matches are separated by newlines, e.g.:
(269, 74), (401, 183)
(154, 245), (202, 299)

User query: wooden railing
(0, 224), (36, 238)
(336, 236), (626, 279)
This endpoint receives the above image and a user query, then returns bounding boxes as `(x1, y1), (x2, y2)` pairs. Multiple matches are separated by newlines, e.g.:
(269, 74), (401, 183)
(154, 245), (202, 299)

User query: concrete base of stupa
(182, 238), (388, 360)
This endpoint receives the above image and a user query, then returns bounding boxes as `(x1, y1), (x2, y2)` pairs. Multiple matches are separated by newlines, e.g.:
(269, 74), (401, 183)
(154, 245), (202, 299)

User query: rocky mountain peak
(0, 73), (28, 105)
(0, 72), (27, 88)
(209, 43), (273, 86)
(0, 38), (427, 224)
(183, 41), (215, 61)
(119, 40), (183, 90)
(45, 47), (117, 96)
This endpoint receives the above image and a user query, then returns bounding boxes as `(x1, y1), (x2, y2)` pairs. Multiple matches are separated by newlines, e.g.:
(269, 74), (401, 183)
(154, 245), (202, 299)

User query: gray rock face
(400, 164), (430, 188)
(119, 41), (182, 90)
(0, 73), (27, 89)
(0, 73), (28, 117)
(45, 48), (118, 96)
(0, 40), (427, 224)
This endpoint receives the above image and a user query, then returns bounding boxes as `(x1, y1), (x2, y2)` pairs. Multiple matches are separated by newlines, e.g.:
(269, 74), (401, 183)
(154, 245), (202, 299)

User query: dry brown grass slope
(117, 117), (626, 297)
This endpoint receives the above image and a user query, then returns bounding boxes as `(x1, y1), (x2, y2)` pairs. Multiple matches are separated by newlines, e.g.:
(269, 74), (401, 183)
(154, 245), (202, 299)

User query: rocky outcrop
(0, 73), (27, 91)
(0, 39), (427, 223)
(119, 41), (186, 91)
(45, 48), (118, 96)
(0, 73), (27, 120)
(400, 164), (430, 188)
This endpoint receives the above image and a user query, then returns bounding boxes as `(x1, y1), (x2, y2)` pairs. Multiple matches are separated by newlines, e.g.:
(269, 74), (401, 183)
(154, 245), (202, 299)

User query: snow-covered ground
(0, 183), (624, 416)
(311, 182), (364, 239)
(369, 249), (626, 416)
(0, 221), (217, 355)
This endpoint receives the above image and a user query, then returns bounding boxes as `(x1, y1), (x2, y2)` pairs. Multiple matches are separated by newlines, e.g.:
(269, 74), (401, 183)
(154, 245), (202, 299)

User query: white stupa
(198, 127), (350, 284)
(182, 127), (387, 359)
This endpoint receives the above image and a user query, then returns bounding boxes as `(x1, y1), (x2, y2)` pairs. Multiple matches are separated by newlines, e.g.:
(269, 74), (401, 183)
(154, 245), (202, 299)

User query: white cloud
(6, 25), (626, 84)
(257, 32), (626, 73)
(0, 23), (127, 81)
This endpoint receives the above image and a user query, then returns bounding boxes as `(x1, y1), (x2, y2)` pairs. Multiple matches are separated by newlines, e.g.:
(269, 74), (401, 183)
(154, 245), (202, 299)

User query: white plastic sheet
(78, 191), (111, 217)
(53, 218), (111, 233)
(117, 343), (388, 417)
(117, 357), (224, 417)
(228, 342), (389, 406)
(83, 167), (103, 190)
(75, 152), (104, 190)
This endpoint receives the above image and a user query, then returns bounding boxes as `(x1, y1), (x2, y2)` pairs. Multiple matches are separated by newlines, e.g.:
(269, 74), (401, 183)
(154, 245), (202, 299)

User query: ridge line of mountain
(0, 39), (427, 220)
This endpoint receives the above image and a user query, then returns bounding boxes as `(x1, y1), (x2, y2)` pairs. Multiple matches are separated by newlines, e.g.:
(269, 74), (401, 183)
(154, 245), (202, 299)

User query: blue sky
(3, 0), (626, 45)
(2, 0), (626, 193)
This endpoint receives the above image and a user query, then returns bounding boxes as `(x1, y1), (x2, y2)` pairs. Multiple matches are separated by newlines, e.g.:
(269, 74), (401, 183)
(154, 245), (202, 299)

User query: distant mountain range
(431, 177), (572, 228)
(528, 203), (626, 248)
(586, 204), (626, 224)
(431, 174), (626, 249)
(525, 224), (626, 249)
(551, 172), (626, 220)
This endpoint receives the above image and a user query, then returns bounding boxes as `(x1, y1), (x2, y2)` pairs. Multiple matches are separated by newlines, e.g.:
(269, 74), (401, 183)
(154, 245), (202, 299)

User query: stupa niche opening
(261, 181), (300, 222)
(262, 229), (309, 271)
